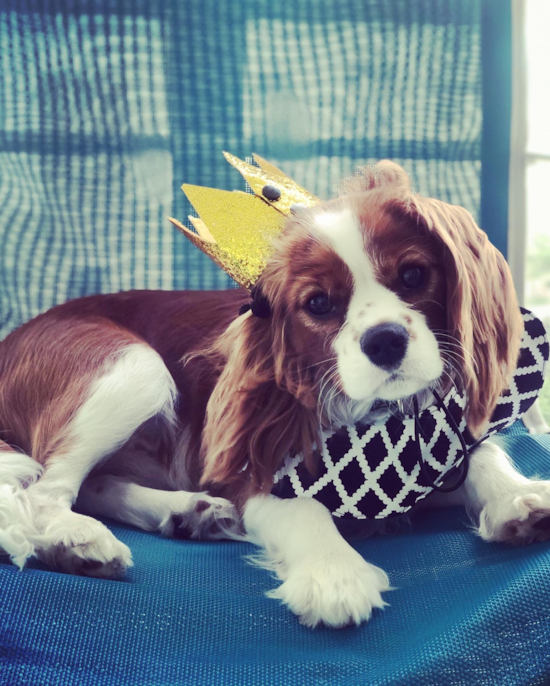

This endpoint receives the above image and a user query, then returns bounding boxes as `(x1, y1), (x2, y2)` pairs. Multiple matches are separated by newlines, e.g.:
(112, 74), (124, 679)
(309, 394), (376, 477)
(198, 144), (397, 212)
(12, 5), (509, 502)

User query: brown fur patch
(0, 290), (247, 476)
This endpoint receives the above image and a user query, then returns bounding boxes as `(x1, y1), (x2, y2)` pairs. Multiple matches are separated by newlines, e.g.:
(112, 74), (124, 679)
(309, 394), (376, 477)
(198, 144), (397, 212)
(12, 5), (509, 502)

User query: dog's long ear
(407, 196), (523, 437)
(200, 311), (319, 498)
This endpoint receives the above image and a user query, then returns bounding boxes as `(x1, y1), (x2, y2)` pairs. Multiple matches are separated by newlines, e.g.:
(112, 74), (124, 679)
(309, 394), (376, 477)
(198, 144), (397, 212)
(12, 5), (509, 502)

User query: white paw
(268, 549), (390, 628)
(36, 513), (133, 579)
(160, 493), (241, 540)
(479, 482), (550, 545)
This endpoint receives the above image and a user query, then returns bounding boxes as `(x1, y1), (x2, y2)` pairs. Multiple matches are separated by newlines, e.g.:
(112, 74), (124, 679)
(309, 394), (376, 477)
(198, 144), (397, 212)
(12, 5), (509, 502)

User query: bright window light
(524, 0), (550, 419)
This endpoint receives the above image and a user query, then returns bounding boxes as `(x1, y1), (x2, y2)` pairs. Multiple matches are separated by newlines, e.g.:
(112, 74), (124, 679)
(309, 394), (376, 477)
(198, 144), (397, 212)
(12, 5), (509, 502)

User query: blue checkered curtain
(0, 1), (501, 340)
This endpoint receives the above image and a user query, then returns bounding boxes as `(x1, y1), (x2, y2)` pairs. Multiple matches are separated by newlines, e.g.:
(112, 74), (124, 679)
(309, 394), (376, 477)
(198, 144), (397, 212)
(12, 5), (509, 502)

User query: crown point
(175, 152), (318, 289)
(252, 154), (288, 178)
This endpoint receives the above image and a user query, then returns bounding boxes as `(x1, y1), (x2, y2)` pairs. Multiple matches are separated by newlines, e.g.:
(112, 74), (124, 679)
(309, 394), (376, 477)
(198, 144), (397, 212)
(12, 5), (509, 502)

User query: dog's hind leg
(18, 343), (177, 577)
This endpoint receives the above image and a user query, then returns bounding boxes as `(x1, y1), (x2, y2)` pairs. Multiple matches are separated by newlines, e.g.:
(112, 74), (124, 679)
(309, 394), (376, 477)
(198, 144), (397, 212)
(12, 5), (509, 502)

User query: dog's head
(201, 162), (523, 494)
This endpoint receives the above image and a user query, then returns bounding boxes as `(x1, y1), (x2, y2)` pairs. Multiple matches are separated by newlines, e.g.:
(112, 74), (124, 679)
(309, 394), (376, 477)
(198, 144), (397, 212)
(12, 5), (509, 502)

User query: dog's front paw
(479, 482), (550, 545)
(268, 548), (390, 628)
(160, 494), (240, 541)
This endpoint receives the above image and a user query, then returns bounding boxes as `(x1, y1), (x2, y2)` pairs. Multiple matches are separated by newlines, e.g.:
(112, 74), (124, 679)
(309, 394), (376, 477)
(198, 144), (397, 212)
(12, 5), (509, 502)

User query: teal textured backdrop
(0, 0), (506, 340)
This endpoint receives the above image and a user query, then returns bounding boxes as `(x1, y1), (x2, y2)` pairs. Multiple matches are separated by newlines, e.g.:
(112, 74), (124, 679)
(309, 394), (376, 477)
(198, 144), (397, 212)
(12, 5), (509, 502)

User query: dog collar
(272, 309), (549, 520)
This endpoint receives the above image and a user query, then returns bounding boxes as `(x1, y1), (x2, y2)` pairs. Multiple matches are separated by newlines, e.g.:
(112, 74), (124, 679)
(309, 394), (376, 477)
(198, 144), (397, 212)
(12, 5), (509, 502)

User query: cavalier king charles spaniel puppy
(0, 161), (548, 629)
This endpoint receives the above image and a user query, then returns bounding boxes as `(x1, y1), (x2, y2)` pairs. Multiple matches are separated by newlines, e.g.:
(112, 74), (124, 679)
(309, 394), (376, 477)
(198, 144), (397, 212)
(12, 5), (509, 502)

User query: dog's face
(311, 203), (446, 408)
(331, 204), (446, 405)
(259, 162), (522, 434)
(260, 196), (446, 424)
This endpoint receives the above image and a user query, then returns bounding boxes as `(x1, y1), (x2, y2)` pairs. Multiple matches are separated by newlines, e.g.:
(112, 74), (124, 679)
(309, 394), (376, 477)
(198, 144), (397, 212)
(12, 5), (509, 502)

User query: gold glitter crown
(167, 152), (319, 288)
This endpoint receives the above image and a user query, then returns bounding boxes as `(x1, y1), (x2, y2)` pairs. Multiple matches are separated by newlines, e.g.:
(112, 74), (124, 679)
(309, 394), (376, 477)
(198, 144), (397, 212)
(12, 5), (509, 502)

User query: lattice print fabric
(272, 309), (549, 520)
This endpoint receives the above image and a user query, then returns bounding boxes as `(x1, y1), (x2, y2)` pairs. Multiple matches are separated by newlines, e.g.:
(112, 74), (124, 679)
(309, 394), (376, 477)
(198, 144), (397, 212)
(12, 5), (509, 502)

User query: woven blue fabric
(2, 424), (550, 686)
(0, 0), (504, 339)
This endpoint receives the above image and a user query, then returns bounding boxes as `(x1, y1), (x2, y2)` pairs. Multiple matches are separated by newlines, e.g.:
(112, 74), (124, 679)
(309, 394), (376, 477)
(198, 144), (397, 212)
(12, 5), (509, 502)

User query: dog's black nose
(360, 323), (409, 370)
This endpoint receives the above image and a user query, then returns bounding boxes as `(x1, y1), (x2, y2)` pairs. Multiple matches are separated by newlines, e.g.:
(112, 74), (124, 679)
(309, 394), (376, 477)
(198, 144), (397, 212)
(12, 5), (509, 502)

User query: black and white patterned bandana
(271, 309), (549, 520)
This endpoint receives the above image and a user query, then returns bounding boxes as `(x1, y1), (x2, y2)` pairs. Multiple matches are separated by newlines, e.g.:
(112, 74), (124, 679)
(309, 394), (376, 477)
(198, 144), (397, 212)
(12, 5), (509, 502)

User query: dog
(1, 161), (549, 629)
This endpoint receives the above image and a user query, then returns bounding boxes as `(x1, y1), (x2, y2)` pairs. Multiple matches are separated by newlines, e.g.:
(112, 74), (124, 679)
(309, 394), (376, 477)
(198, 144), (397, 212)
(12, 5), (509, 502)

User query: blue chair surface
(2, 423), (550, 686)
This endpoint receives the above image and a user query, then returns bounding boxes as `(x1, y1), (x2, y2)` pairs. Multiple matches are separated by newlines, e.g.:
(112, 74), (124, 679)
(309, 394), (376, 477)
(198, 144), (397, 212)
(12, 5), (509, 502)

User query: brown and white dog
(1, 162), (549, 628)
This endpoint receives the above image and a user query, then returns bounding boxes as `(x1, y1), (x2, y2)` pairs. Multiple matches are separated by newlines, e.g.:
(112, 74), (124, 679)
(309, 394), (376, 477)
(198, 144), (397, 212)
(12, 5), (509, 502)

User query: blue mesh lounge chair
(1, 2), (549, 684)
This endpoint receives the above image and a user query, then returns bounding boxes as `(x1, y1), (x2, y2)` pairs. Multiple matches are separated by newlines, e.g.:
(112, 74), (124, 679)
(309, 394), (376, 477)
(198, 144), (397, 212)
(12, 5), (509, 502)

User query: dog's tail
(0, 449), (42, 569)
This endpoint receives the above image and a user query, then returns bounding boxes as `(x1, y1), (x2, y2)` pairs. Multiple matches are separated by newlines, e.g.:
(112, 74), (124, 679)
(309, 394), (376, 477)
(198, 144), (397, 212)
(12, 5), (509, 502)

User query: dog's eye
(400, 265), (428, 290)
(305, 293), (334, 317)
